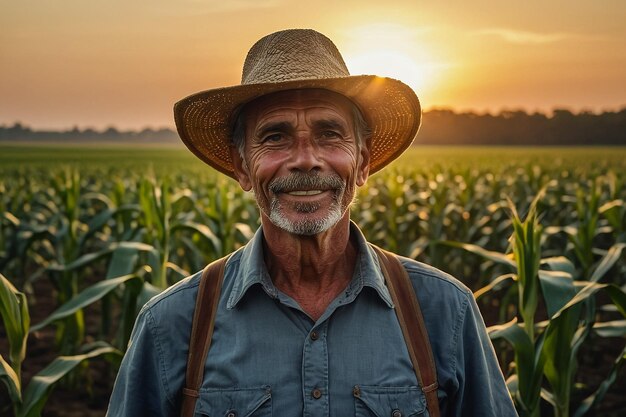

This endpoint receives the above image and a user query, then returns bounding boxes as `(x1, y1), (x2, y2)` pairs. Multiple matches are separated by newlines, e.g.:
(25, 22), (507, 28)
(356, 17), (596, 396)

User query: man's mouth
(286, 190), (324, 196)
(269, 173), (345, 197)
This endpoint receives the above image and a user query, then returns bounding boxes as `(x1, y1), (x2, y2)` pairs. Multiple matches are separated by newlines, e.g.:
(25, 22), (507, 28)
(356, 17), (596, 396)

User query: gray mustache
(269, 173), (345, 194)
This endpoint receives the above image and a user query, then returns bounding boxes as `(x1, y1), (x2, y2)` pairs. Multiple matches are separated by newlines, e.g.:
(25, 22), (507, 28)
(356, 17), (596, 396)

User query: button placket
(302, 323), (329, 415)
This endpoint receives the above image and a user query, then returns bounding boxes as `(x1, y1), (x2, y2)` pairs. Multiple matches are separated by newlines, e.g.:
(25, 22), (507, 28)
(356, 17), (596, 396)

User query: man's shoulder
(392, 255), (477, 349)
(138, 270), (204, 318)
(396, 255), (473, 303)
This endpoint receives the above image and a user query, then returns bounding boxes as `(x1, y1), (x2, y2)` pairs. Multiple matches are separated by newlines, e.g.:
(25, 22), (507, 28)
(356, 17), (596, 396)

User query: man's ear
(356, 141), (370, 186)
(230, 146), (252, 191)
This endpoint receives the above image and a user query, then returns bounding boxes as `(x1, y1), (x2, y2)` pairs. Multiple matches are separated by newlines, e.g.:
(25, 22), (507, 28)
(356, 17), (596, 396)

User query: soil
(1, 277), (625, 417)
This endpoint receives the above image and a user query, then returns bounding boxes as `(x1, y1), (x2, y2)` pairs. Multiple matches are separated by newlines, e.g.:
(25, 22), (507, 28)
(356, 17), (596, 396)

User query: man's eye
(321, 131), (341, 139)
(262, 133), (283, 143)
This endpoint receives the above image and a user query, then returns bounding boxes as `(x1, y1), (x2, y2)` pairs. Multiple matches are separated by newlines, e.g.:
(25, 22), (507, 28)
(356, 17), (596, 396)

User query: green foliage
(17, 344), (121, 417)
(1, 272), (123, 417)
(1, 145), (625, 415)
(445, 185), (626, 417)
(0, 274), (29, 386)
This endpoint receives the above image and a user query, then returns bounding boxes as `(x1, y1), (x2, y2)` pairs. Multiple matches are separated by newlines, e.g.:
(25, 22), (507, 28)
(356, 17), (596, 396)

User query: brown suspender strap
(180, 256), (229, 417)
(371, 245), (441, 417)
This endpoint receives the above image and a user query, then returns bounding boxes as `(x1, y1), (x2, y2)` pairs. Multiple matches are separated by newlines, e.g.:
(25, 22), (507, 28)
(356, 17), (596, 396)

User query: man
(107, 29), (517, 417)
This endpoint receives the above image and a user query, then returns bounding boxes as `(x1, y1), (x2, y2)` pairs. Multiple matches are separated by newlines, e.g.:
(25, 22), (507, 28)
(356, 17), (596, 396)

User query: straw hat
(174, 29), (421, 179)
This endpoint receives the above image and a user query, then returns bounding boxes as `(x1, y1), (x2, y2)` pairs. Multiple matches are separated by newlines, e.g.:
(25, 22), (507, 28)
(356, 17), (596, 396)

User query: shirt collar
(226, 221), (394, 309)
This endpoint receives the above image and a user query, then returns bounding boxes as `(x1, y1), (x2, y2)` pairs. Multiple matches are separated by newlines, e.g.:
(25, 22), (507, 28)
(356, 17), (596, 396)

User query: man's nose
(287, 135), (322, 172)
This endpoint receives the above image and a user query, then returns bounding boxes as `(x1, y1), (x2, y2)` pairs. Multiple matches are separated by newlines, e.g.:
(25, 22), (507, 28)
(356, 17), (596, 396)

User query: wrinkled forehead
(242, 88), (356, 125)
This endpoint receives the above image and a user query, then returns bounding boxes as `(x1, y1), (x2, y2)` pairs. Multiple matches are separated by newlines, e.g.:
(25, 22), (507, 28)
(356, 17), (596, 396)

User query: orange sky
(1, 0), (625, 129)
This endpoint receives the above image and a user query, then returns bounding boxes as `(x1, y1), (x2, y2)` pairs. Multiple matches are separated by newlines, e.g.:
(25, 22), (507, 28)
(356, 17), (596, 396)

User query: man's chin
(269, 211), (342, 236)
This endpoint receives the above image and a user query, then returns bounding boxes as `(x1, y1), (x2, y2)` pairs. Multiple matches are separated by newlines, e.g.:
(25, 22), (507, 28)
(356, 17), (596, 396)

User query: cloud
(474, 28), (571, 44)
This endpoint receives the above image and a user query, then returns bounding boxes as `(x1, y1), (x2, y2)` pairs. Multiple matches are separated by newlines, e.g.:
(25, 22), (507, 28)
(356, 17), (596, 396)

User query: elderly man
(107, 29), (517, 417)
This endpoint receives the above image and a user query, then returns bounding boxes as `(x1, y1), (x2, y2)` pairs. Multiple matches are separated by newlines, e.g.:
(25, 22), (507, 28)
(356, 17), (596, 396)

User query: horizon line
(3, 104), (625, 132)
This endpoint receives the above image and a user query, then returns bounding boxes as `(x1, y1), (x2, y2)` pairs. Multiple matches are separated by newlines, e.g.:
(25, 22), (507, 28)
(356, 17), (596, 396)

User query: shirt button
(391, 410), (402, 417)
(312, 388), (322, 399)
(226, 411), (237, 417)
(310, 331), (319, 341)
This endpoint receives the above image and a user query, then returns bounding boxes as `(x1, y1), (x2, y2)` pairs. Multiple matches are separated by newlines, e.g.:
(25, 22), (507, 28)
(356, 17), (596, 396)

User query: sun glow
(341, 24), (445, 102)
(346, 50), (436, 93)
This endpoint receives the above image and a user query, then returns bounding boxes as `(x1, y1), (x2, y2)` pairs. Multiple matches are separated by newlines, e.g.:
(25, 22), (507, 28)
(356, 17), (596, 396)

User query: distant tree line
(0, 124), (179, 144)
(1, 107), (625, 145)
(418, 108), (625, 145)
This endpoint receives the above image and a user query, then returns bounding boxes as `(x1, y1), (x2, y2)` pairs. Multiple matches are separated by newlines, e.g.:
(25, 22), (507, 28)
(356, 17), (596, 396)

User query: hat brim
(174, 75), (421, 180)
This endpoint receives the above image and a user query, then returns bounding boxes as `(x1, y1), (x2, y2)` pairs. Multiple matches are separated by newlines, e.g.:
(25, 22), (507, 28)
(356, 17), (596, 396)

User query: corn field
(1, 144), (625, 417)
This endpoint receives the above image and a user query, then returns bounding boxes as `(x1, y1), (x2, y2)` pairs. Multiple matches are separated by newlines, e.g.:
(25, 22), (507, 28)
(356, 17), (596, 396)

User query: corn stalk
(444, 189), (626, 417)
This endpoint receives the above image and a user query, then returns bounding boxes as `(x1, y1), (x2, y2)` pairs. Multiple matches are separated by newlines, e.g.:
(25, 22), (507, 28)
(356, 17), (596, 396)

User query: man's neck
(261, 214), (357, 321)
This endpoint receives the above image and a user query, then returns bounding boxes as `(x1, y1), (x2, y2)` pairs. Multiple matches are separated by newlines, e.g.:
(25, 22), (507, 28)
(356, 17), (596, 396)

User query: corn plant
(2, 145), (625, 415)
(600, 198), (626, 246)
(1, 273), (28, 401)
(44, 243), (161, 349)
(1, 273), (123, 417)
(445, 189), (626, 417)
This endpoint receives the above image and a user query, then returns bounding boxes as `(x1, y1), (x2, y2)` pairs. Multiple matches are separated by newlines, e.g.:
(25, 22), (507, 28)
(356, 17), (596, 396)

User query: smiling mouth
(268, 173), (345, 198)
(286, 190), (325, 196)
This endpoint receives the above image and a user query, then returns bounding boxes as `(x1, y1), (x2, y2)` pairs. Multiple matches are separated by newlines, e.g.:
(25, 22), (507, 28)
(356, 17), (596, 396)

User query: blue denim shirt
(107, 223), (517, 417)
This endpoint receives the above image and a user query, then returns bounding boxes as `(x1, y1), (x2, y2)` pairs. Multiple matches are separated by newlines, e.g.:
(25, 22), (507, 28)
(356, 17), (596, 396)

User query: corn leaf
(540, 256), (577, 278)
(2, 211), (20, 227)
(47, 241), (155, 273)
(541, 304), (583, 414)
(106, 245), (140, 280)
(592, 320), (626, 338)
(589, 243), (626, 283)
(234, 222), (255, 242)
(598, 199), (624, 230)
(166, 262), (190, 280)
(17, 345), (122, 417)
(474, 273), (516, 300)
(30, 271), (146, 332)
(0, 274), (29, 377)
(437, 240), (516, 268)
(0, 353), (21, 404)
(538, 270), (576, 319)
(137, 281), (162, 309)
(552, 282), (626, 321)
(78, 204), (141, 248)
(488, 319), (544, 414)
(171, 220), (222, 254)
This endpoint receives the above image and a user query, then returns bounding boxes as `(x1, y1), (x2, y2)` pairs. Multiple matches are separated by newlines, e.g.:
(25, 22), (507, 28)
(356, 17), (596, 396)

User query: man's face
(231, 89), (370, 235)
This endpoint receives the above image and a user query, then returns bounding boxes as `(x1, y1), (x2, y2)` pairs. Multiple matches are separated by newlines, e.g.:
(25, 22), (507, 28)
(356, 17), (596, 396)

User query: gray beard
(269, 200), (343, 235)
(266, 172), (346, 236)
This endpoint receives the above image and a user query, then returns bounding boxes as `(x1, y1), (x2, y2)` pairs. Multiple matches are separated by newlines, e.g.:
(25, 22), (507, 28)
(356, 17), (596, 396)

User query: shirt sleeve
(106, 308), (176, 417)
(447, 294), (518, 417)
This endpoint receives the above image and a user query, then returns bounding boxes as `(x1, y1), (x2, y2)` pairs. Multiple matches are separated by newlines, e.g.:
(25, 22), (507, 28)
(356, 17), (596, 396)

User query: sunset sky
(1, 0), (625, 129)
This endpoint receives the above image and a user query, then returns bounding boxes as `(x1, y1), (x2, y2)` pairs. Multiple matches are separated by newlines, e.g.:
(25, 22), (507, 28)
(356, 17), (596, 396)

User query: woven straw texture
(174, 29), (421, 179)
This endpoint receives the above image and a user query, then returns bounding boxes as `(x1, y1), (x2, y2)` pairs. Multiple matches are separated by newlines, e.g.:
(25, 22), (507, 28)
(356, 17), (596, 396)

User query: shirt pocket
(353, 385), (427, 417)
(194, 385), (272, 417)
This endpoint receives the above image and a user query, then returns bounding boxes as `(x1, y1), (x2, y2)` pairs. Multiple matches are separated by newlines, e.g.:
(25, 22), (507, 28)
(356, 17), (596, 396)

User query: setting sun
(340, 24), (446, 105)
(345, 49), (438, 96)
